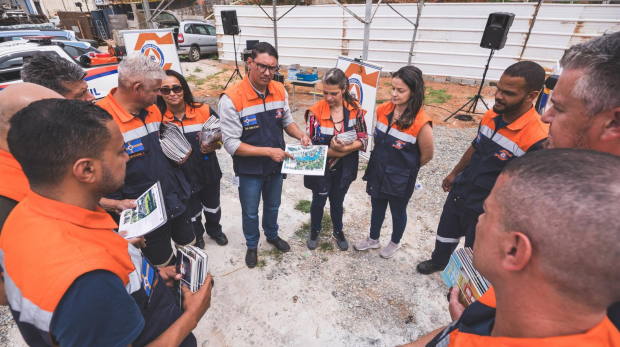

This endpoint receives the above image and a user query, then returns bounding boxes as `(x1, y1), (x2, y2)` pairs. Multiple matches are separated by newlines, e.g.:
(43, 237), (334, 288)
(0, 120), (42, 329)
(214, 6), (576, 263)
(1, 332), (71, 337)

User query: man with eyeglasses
(219, 42), (311, 268)
(97, 53), (196, 267)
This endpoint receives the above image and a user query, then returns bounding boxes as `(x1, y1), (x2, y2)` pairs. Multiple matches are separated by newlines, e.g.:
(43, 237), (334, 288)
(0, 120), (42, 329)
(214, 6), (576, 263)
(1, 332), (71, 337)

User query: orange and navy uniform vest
(0, 149), (29, 203)
(163, 104), (223, 194)
(452, 107), (548, 214)
(221, 76), (287, 176)
(97, 89), (191, 218)
(303, 99), (365, 193)
(426, 286), (620, 347)
(0, 192), (189, 346)
(364, 102), (432, 201)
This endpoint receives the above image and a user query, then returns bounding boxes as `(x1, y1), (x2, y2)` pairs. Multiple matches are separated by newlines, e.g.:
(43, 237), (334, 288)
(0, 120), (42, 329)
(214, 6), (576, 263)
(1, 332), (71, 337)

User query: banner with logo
(121, 29), (182, 74)
(335, 56), (383, 157)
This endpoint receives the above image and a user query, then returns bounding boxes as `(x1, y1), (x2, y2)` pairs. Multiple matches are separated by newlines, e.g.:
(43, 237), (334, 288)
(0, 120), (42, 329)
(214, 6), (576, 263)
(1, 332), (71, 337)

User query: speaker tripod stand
(444, 49), (495, 122)
(224, 34), (243, 90)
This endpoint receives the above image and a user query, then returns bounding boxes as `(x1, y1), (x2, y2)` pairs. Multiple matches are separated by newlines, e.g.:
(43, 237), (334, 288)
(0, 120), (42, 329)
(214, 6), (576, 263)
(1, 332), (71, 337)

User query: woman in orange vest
(157, 70), (229, 249)
(354, 66), (434, 259)
(304, 68), (368, 251)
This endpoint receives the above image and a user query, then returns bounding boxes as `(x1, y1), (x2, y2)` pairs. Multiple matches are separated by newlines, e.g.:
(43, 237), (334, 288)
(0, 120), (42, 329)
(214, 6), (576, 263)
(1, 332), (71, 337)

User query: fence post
(407, 0), (424, 65)
(273, 0), (278, 50)
(519, 0), (543, 61)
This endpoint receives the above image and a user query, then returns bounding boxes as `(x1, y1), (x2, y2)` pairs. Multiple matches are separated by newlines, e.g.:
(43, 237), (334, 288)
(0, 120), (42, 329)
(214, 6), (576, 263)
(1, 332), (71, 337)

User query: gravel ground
(1, 96), (477, 347)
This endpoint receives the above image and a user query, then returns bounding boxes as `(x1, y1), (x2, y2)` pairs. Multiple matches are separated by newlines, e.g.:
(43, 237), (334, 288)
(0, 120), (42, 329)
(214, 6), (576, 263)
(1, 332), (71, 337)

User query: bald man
(0, 83), (64, 230)
(0, 84), (63, 306)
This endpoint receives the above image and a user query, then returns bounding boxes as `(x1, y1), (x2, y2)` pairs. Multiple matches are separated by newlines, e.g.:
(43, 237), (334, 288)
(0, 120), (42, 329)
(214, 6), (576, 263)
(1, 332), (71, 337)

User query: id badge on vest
(141, 256), (159, 305)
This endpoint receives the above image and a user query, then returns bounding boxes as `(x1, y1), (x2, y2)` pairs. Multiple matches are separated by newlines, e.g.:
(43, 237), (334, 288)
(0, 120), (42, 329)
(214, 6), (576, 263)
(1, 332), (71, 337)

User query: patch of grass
(295, 220), (311, 239)
(207, 53), (219, 60)
(209, 83), (223, 90)
(319, 242), (334, 252)
(360, 164), (367, 171)
(194, 67), (202, 73)
(261, 248), (284, 262)
(194, 78), (206, 86)
(322, 257), (329, 262)
(376, 99), (388, 104)
(295, 200), (311, 213)
(257, 259), (267, 268)
(384, 82), (392, 87)
(186, 74), (197, 83)
(425, 87), (452, 104)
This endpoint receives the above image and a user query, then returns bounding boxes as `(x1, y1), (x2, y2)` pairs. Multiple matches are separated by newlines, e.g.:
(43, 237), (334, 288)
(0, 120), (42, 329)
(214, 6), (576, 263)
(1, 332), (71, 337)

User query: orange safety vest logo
(494, 149), (513, 161)
(392, 140), (406, 149)
(275, 108), (283, 119)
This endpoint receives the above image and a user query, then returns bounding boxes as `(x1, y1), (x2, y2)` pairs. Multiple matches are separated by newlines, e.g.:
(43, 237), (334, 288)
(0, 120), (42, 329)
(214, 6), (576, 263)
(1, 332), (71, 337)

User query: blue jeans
(238, 173), (283, 249)
(310, 169), (350, 233)
(369, 197), (409, 244)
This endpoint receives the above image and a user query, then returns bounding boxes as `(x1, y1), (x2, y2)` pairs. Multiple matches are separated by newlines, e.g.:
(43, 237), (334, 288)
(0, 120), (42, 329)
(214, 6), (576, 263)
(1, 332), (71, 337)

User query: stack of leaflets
(174, 245), (209, 309)
(199, 117), (221, 146)
(119, 182), (167, 239)
(441, 247), (491, 307)
(160, 122), (192, 162)
(335, 130), (357, 145)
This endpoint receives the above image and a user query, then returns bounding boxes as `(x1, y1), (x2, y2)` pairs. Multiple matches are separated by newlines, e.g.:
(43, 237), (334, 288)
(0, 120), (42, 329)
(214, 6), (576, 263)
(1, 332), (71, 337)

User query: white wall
(213, 3), (620, 81)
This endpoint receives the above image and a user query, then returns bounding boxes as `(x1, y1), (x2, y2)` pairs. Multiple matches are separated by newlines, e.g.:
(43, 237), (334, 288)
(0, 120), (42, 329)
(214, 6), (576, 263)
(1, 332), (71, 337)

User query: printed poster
(121, 29), (182, 73)
(335, 56), (383, 157)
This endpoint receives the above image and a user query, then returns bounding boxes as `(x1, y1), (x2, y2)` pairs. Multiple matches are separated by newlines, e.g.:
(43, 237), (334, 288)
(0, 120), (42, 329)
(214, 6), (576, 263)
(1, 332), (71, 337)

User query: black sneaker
(195, 237), (205, 250)
(211, 233), (229, 246)
(266, 237), (291, 252)
(307, 229), (319, 250)
(416, 259), (446, 275)
(246, 249), (258, 268)
(332, 231), (349, 251)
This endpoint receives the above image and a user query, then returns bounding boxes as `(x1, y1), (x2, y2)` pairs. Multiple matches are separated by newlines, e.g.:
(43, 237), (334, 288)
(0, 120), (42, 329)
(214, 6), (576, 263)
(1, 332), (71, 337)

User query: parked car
(0, 37), (118, 98)
(176, 20), (217, 62)
(0, 29), (98, 47)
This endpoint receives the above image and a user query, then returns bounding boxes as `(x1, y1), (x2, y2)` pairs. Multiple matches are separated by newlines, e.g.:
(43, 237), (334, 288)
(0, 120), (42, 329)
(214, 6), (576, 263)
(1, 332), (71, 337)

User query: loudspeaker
(221, 10), (240, 36)
(480, 12), (514, 50)
(246, 40), (259, 50)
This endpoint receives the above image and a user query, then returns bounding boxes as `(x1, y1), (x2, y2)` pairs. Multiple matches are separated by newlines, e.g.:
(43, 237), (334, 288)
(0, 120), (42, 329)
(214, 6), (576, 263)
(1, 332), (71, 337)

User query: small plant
(186, 74), (197, 82)
(195, 78), (206, 86)
(426, 87), (452, 104)
(257, 259), (267, 268)
(295, 200), (311, 213)
(319, 242), (334, 252)
(261, 248), (284, 262)
(295, 220), (311, 239)
(384, 82), (392, 87)
(360, 164), (367, 171)
(322, 257), (329, 262)
(194, 67), (202, 73)
(321, 214), (332, 232)
(207, 53), (219, 60)
(376, 99), (388, 104)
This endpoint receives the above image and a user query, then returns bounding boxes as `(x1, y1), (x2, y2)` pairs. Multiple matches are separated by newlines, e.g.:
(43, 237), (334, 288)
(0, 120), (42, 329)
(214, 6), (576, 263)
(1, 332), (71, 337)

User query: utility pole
(362, 0), (372, 60)
(142, 0), (154, 29)
(272, 0), (278, 50)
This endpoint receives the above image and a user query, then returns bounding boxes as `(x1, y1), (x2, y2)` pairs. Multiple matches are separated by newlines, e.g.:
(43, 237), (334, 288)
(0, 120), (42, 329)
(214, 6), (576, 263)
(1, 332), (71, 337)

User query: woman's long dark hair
(156, 69), (203, 116)
(392, 65), (425, 130)
(322, 67), (359, 110)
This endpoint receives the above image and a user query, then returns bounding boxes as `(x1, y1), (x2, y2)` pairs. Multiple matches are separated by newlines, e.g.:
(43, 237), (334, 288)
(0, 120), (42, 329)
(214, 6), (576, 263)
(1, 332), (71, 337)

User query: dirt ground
(2, 58), (487, 347)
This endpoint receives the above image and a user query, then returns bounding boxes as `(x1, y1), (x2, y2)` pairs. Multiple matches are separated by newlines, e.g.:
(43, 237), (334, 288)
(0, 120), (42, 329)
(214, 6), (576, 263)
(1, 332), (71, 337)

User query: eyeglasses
(254, 61), (279, 74)
(160, 85), (183, 95)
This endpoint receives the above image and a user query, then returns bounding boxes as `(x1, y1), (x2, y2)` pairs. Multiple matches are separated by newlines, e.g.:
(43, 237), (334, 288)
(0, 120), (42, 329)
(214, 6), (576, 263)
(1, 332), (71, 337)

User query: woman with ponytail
(304, 68), (368, 251)
(354, 65), (434, 259)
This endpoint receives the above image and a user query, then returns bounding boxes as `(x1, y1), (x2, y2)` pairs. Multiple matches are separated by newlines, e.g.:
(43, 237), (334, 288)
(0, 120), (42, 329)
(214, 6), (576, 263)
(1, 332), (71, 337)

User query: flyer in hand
(281, 144), (328, 176)
(174, 245), (209, 309)
(160, 122), (192, 162)
(441, 247), (491, 307)
(199, 116), (221, 146)
(118, 182), (167, 239)
(335, 130), (357, 145)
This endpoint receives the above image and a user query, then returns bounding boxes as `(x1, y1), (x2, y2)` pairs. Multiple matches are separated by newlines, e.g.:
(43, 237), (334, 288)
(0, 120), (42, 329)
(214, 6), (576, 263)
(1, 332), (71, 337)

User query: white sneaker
(354, 236), (380, 251)
(380, 241), (400, 259)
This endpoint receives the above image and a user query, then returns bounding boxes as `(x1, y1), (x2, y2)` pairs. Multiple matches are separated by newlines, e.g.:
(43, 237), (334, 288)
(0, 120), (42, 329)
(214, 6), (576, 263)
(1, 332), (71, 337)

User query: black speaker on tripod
(221, 10), (240, 36)
(480, 12), (515, 50)
(445, 12), (515, 122)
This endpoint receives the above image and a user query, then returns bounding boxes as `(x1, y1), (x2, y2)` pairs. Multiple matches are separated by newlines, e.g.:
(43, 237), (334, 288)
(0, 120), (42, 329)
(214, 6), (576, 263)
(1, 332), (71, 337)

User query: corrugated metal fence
(213, 3), (619, 81)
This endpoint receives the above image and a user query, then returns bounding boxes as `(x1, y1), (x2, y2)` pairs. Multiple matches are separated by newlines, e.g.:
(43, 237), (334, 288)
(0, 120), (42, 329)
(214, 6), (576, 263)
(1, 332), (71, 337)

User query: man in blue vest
(219, 42), (311, 268)
(417, 62), (548, 275)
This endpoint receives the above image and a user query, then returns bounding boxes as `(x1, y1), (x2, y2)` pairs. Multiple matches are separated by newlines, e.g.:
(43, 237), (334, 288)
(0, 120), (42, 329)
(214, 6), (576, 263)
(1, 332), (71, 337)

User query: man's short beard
(98, 164), (124, 197)
(493, 95), (526, 115)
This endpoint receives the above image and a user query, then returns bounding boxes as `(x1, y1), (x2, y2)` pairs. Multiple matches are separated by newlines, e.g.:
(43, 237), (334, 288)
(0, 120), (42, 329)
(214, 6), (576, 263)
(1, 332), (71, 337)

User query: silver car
(177, 20), (217, 62)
